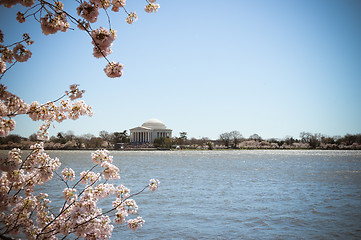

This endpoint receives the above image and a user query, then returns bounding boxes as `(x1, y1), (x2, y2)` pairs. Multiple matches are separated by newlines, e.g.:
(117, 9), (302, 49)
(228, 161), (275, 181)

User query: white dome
(141, 118), (167, 129)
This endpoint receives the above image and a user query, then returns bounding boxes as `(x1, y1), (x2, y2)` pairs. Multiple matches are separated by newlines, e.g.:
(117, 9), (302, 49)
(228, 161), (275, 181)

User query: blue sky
(1, 0), (361, 140)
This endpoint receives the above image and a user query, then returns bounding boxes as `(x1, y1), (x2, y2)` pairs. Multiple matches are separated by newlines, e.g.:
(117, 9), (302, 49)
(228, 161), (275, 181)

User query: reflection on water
(2, 150), (361, 239)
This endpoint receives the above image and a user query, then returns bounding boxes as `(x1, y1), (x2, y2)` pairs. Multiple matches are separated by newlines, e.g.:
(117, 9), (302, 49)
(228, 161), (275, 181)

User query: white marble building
(129, 119), (172, 144)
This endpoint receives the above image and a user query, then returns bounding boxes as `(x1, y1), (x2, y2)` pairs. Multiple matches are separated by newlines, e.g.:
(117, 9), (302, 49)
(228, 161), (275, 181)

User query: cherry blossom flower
(93, 45), (112, 58)
(111, 0), (126, 12)
(104, 61), (123, 78)
(37, 121), (51, 140)
(16, 11), (26, 23)
(77, 2), (99, 23)
(0, 118), (15, 136)
(40, 13), (70, 35)
(21, 0), (35, 7)
(91, 149), (113, 164)
(91, 27), (116, 58)
(22, 33), (34, 45)
(80, 171), (101, 184)
(0, 88), (29, 116)
(92, 0), (111, 9)
(91, 27), (116, 49)
(0, 0), (34, 8)
(128, 217), (145, 231)
(62, 168), (75, 181)
(0, 148), (22, 172)
(13, 43), (32, 62)
(0, 0), (19, 8)
(144, 3), (160, 13)
(101, 161), (120, 180)
(0, 59), (6, 74)
(93, 183), (115, 199)
(1, 47), (14, 63)
(65, 84), (85, 100)
(124, 199), (138, 214)
(115, 184), (130, 199)
(114, 208), (128, 224)
(68, 100), (93, 120)
(126, 12), (138, 24)
(149, 178), (160, 191)
(63, 188), (78, 202)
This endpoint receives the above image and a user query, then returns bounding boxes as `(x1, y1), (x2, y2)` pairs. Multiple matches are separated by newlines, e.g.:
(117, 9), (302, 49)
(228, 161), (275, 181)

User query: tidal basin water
(12, 150), (361, 239)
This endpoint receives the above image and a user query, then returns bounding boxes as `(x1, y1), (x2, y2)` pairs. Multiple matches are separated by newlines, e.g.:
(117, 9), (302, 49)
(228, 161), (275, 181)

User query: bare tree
(229, 131), (243, 148)
(219, 132), (231, 148)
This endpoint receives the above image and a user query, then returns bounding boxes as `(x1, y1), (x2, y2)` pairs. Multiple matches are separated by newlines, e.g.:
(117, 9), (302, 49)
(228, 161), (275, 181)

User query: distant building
(129, 119), (172, 144)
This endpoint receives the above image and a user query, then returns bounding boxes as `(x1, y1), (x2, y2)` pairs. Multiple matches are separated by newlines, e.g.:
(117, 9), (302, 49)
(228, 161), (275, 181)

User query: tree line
(0, 130), (130, 150)
(215, 131), (361, 150)
(1, 130), (361, 150)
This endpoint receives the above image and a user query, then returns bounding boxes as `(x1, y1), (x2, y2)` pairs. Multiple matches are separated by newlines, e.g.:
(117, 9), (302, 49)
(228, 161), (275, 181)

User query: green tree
(56, 132), (67, 144)
(112, 130), (130, 144)
(153, 137), (172, 149)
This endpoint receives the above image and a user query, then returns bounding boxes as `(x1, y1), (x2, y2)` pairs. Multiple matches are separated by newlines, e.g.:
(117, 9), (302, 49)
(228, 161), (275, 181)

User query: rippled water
(4, 150), (361, 239)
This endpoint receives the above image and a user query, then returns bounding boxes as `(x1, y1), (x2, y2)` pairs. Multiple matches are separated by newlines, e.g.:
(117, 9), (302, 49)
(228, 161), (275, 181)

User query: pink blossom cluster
(0, 59), (5, 74)
(91, 149), (113, 164)
(0, 83), (92, 139)
(0, 84), (30, 116)
(40, 13), (70, 35)
(0, 84), (29, 136)
(62, 168), (75, 181)
(149, 178), (160, 191)
(104, 61), (124, 78)
(91, 149), (120, 180)
(0, 0), (35, 8)
(0, 148), (22, 172)
(65, 84), (85, 100)
(12, 43), (32, 62)
(77, 1), (100, 23)
(144, 0), (160, 13)
(36, 121), (51, 141)
(0, 143), (61, 212)
(1, 0), (161, 78)
(113, 196), (138, 225)
(1, 31), (33, 74)
(16, 11), (26, 23)
(0, 118), (16, 136)
(126, 12), (138, 24)
(111, 0), (126, 12)
(28, 99), (93, 122)
(115, 184), (130, 199)
(80, 170), (101, 185)
(1, 143), (160, 239)
(91, 27), (117, 58)
(128, 217), (145, 231)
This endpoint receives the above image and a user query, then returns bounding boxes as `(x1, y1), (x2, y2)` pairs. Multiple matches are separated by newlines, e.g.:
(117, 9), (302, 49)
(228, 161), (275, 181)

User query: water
(3, 150), (361, 239)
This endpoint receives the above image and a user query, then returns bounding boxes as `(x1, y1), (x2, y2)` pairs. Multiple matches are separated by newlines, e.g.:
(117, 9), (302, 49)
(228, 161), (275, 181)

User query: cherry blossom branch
(0, 61), (17, 81)
(54, 170), (70, 189)
(38, 0), (112, 64)
(66, 185), (150, 235)
(39, 164), (100, 235)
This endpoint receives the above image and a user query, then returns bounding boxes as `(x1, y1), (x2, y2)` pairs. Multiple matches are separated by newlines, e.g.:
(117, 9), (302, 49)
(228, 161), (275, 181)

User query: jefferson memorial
(129, 119), (172, 144)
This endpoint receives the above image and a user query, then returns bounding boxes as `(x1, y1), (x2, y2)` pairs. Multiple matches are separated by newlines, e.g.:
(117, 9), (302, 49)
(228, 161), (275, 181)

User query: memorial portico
(130, 119), (172, 144)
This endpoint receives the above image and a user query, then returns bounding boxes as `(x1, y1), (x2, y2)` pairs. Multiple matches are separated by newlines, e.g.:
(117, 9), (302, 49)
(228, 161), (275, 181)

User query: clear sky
(1, 0), (361, 140)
